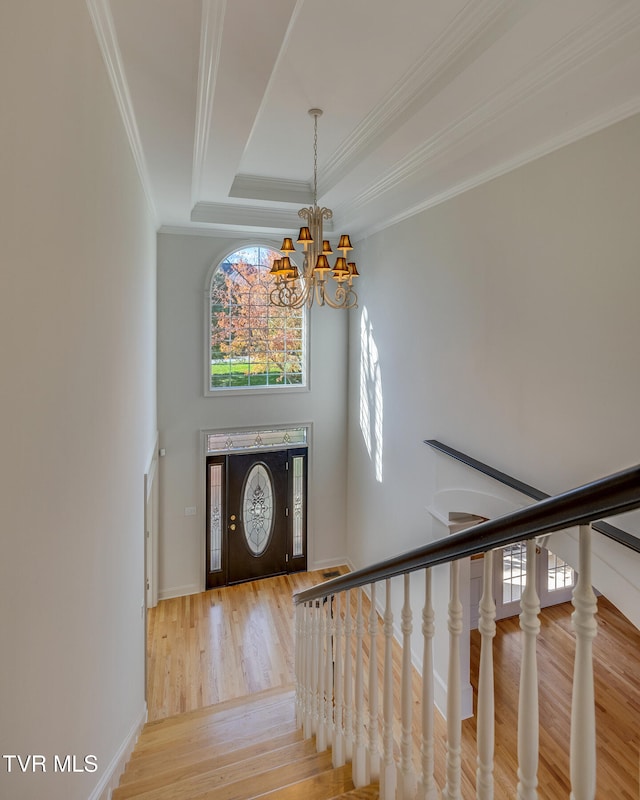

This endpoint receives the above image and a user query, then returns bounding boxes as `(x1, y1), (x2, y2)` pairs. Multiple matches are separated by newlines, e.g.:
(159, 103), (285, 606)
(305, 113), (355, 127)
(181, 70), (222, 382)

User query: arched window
(208, 245), (307, 391)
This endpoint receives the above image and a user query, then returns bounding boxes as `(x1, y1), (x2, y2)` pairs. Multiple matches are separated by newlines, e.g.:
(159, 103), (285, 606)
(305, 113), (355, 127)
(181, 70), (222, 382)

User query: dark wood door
(227, 451), (288, 584)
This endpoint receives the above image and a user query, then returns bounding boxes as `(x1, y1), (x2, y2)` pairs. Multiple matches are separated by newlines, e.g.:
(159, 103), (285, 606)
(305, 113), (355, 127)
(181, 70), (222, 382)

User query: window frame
(203, 242), (310, 397)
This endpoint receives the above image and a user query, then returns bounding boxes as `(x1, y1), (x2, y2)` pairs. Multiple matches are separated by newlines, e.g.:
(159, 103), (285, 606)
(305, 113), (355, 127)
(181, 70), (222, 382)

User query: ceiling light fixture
(270, 109), (359, 310)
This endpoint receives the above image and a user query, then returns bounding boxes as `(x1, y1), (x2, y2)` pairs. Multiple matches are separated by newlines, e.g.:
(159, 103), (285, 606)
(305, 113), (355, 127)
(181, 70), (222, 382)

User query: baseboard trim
(88, 703), (147, 800)
(158, 583), (202, 601)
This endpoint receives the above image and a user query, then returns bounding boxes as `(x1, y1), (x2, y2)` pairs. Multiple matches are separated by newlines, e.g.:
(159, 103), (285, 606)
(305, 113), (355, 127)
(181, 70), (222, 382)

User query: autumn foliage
(210, 248), (304, 387)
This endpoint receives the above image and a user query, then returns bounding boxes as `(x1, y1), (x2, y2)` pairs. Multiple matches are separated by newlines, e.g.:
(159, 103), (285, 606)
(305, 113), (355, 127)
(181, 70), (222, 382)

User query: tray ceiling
(92, 0), (640, 240)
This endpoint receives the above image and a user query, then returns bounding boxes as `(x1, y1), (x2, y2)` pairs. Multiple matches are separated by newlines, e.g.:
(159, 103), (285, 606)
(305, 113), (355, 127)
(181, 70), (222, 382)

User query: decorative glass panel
(209, 464), (222, 572)
(547, 552), (575, 592)
(501, 542), (527, 604)
(292, 456), (304, 557)
(242, 464), (274, 556)
(207, 427), (307, 454)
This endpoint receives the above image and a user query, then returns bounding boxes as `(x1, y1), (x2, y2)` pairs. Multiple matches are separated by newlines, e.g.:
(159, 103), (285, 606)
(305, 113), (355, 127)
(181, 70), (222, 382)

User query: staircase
(114, 687), (379, 800)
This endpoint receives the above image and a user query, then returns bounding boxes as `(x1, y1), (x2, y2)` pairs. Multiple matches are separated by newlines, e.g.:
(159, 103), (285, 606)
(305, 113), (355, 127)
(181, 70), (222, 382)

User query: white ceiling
(95, 0), (640, 241)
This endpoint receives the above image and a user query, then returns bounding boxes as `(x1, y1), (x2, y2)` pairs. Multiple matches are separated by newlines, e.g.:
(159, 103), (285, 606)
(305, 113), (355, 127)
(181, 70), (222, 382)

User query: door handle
(230, 514), (236, 521)
(229, 523), (236, 531)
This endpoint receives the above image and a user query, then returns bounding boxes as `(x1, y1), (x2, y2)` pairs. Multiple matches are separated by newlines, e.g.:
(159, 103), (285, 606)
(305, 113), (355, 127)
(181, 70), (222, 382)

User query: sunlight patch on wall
(360, 307), (384, 482)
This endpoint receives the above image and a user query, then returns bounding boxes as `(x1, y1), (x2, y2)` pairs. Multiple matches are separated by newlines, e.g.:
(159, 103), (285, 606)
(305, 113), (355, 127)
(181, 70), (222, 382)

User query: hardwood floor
(146, 568), (347, 720)
(147, 571), (640, 798)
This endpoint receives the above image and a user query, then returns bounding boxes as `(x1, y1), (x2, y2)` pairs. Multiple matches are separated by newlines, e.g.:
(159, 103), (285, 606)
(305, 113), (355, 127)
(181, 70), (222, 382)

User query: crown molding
(229, 174), (313, 205)
(86, 0), (157, 224)
(318, 0), (519, 197)
(353, 96), (640, 244)
(159, 224), (270, 239)
(191, 201), (333, 233)
(338, 3), (640, 219)
(192, 0), (227, 205)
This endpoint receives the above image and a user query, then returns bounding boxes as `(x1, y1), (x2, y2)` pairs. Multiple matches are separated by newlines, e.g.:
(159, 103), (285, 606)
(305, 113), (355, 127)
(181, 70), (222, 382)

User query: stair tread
(119, 728), (303, 785)
(115, 745), (333, 800)
(254, 762), (355, 800)
(115, 737), (318, 799)
(129, 694), (295, 763)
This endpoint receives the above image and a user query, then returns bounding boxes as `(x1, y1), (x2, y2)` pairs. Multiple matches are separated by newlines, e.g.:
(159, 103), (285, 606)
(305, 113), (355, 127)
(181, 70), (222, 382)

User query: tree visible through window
(210, 246), (306, 389)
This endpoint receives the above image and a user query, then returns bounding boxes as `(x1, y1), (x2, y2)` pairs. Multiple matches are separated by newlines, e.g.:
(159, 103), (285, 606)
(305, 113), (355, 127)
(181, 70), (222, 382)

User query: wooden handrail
(293, 461), (640, 604)
(425, 439), (640, 553)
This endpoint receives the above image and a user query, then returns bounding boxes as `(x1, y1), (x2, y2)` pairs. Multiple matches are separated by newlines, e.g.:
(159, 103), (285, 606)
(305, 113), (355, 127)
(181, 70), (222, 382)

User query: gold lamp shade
(337, 234), (353, 252)
(348, 262), (359, 277)
(322, 240), (333, 255)
(280, 256), (294, 276)
(280, 237), (295, 253)
(314, 254), (330, 273)
(333, 256), (349, 275)
(270, 258), (282, 274)
(297, 227), (313, 244)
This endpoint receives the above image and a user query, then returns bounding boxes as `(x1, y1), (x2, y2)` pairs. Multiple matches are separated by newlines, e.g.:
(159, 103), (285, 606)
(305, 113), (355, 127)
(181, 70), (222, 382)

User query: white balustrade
(295, 603), (303, 728)
(368, 582), (381, 781)
(317, 598), (327, 751)
(324, 596), (334, 743)
(303, 601), (313, 739)
(476, 550), (496, 800)
(443, 560), (463, 800)
(353, 587), (369, 787)
(344, 589), (354, 761)
(398, 572), (417, 799)
(381, 579), (397, 800)
(333, 592), (346, 767)
(517, 539), (541, 800)
(418, 568), (438, 800)
(570, 525), (598, 800)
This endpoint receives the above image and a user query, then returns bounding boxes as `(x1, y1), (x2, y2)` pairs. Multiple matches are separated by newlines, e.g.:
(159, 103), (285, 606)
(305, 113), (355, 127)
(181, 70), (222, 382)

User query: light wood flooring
(147, 569), (640, 798)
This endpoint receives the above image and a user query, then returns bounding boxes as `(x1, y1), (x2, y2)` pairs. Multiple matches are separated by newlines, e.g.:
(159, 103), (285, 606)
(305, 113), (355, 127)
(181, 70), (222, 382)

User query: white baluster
(295, 603), (303, 728)
(381, 579), (397, 800)
(333, 592), (346, 767)
(353, 587), (369, 786)
(517, 539), (540, 800)
(303, 601), (313, 739)
(570, 525), (598, 800)
(443, 560), (463, 800)
(311, 600), (321, 736)
(317, 596), (327, 751)
(368, 582), (381, 781)
(344, 589), (354, 761)
(399, 573), (417, 799)
(325, 596), (334, 742)
(418, 568), (438, 800)
(476, 552), (496, 800)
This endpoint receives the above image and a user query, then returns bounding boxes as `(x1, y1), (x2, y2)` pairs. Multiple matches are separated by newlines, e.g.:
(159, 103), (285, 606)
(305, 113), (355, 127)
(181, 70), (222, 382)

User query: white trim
(192, 0), (227, 206)
(203, 242), (310, 397)
(158, 583), (203, 602)
(85, 0), (157, 225)
(159, 224), (274, 239)
(230, 174), (312, 205)
(87, 703), (147, 800)
(318, 0), (517, 197)
(353, 96), (640, 243)
(191, 201), (316, 231)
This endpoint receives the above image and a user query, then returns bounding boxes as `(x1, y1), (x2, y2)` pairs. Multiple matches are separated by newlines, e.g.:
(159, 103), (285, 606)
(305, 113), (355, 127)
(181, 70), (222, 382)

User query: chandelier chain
(313, 112), (318, 207)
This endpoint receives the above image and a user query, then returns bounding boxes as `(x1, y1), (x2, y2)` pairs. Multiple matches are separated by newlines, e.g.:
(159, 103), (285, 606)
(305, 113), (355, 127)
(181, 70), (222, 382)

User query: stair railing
(293, 461), (640, 799)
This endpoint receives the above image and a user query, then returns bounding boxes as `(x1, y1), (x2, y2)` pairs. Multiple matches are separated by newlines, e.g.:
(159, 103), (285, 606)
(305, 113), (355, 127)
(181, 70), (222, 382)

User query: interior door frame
(201, 425), (312, 591)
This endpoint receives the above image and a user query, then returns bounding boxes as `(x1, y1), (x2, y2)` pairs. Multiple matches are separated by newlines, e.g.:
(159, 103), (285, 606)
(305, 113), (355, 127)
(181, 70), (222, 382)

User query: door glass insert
(209, 463), (222, 572)
(242, 463), (274, 556)
(292, 456), (304, 557)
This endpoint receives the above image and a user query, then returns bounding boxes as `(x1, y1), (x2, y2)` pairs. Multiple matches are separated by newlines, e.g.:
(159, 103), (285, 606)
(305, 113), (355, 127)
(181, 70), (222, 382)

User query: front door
(206, 448), (307, 588)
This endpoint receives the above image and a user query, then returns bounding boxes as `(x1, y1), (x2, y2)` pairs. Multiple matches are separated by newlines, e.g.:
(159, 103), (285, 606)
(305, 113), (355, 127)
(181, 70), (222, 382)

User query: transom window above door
(208, 245), (307, 393)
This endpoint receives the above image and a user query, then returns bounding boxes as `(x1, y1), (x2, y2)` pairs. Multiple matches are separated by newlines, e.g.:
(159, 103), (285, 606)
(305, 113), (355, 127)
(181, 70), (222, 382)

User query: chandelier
(269, 109), (359, 310)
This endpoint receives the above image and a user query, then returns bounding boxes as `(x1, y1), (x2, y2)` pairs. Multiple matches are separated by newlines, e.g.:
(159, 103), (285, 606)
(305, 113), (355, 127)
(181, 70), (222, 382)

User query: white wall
(0, 2), (157, 799)
(347, 113), (640, 648)
(157, 233), (348, 598)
